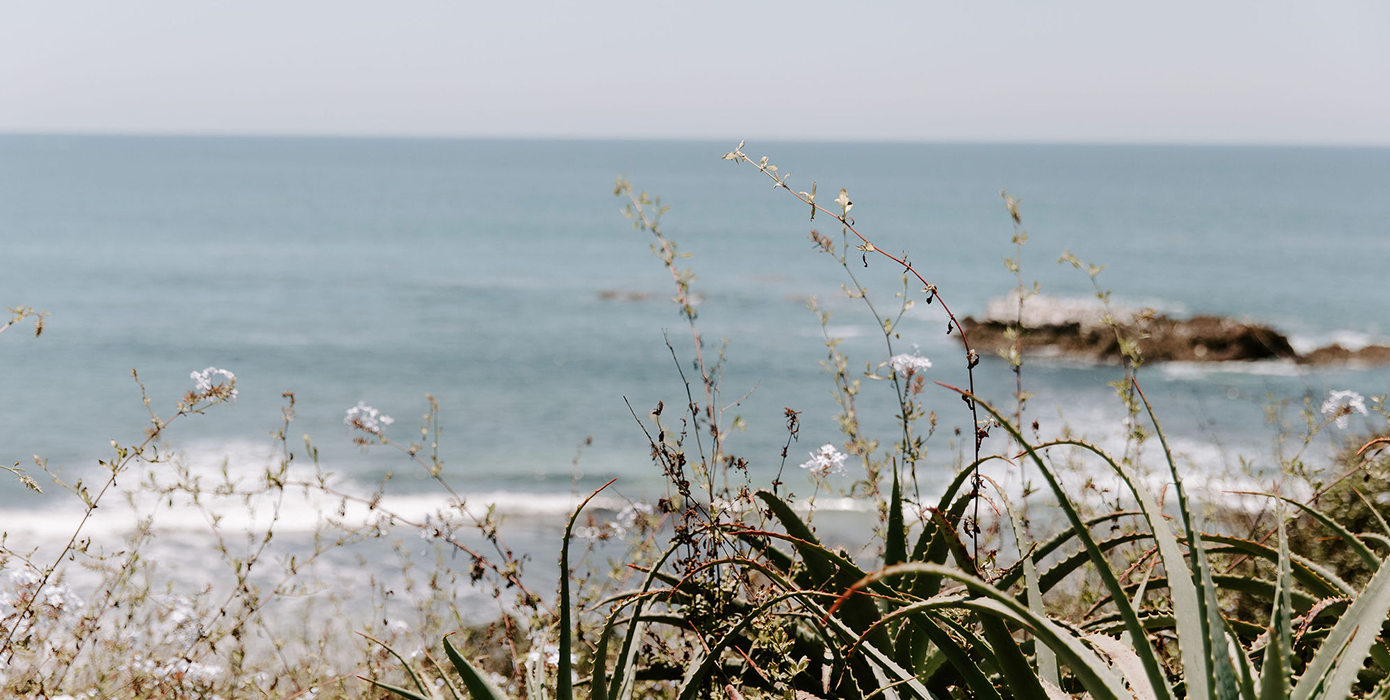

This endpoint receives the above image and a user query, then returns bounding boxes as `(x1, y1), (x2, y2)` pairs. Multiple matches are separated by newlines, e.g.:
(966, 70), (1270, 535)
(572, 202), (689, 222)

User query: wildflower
(800, 444), (848, 478)
(44, 583), (82, 612)
(155, 658), (222, 688)
(9, 569), (40, 588)
(616, 503), (653, 531)
(345, 401), (394, 433)
(889, 351), (932, 377)
(1321, 389), (1368, 429)
(386, 619), (409, 636)
(190, 367), (237, 402)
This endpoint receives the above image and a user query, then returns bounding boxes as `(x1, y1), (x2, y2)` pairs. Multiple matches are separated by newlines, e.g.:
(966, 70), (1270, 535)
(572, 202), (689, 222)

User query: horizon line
(1, 129), (1387, 150)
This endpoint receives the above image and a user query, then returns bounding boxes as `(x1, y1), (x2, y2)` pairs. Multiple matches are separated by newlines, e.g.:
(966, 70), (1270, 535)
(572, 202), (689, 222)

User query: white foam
(1158, 359), (1306, 379)
(1288, 329), (1382, 355)
(1, 439), (629, 546)
(982, 293), (1188, 332)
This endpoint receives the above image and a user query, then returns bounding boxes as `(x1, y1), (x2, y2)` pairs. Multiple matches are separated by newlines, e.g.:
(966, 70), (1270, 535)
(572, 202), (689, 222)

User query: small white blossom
(800, 444), (848, 478)
(889, 352), (932, 377)
(1321, 390), (1368, 429)
(616, 503), (653, 531)
(44, 583), (82, 612)
(345, 401), (393, 433)
(190, 367), (238, 402)
(386, 619), (409, 636)
(154, 658), (222, 688)
(9, 569), (40, 588)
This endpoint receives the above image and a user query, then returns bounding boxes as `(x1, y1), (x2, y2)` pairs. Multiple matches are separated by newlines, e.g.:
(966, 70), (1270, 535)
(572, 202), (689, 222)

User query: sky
(1, 1), (1387, 145)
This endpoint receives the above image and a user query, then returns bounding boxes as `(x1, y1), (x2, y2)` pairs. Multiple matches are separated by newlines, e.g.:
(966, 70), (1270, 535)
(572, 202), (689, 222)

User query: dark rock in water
(961, 295), (1388, 365)
(960, 315), (1298, 364)
(1300, 344), (1390, 366)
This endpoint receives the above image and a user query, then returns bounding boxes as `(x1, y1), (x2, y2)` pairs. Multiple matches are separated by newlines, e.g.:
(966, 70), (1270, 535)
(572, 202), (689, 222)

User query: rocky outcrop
(960, 295), (1386, 365)
(961, 315), (1298, 364)
(1300, 344), (1390, 366)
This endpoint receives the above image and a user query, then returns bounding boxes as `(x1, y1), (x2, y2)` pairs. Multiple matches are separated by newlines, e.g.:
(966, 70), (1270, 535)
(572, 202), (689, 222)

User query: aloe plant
(366, 168), (1390, 700)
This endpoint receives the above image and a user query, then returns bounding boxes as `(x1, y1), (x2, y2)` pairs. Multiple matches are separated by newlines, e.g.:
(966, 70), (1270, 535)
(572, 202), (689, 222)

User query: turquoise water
(0, 136), (1386, 522)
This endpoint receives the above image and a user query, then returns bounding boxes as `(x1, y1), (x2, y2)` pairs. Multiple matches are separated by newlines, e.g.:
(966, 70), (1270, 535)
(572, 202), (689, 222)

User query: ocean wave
(982, 292), (1188, 330)
(1288, 329), (1384, 355)
(1158, 359), (1306, 379)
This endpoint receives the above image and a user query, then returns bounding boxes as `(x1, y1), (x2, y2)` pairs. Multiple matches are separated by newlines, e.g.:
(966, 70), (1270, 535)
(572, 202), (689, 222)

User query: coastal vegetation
(1, 145), (1387, 699)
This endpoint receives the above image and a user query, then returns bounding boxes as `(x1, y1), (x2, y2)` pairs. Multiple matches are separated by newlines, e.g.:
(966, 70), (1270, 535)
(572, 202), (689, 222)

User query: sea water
(0, 136), (1386, 560)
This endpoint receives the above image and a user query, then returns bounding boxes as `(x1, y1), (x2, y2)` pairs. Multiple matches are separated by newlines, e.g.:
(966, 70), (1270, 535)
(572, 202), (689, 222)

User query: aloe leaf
(360, 632), (439, 699)
(991, 510), (1144, 590)
(1086, 633), (1159, 700)
(1131, 381), (1215, 700)
(1293, 550), (1390, 700)
(1202, 535), (1354, 599)
(1259, 513), (1294, 700)
(947, 390), (1175, 700)
(1191, 531), (1246, 700)
(1103, 574), (1318, 616)
(674, 588), (931, 700)
(911, 488), (977, 599)
(886, 460), (907, 567)
(364, 677), (437, 700)
(1038, 437), (1207, 699)
(1036, 532), (1152, 593)
(848, 563), (1132, 700)
(1279, 495), (1380, 571)
(441, 634), (512, 700)
(932, 500), (1043, 698)
(557, 479), (616, 700)
(605, 541), (682, 700)
(1001, 489), (1058, 687)
(1354, 488), (1390, 537)
(752, 491), (890, 652)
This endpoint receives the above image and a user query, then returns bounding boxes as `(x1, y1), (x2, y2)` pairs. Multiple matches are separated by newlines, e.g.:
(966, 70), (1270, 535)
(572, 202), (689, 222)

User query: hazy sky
(2, 1), (1387, 144)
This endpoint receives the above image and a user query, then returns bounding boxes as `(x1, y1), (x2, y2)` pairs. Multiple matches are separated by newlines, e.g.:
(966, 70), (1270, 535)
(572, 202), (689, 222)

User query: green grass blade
(557, 479), (616, 700)
(442, 634), (512, 700)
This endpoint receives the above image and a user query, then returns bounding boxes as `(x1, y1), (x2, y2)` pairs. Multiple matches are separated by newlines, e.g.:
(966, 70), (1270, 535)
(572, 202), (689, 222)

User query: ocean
(0, 136), (1386, 564)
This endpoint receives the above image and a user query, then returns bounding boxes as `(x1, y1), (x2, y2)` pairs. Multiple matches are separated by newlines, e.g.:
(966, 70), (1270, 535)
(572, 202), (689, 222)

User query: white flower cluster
(525, 629), (565, 668)
(418, 512), (459, 541)
(889, 352), (932, 377)
(44, 582), (82, 613)
(616, 503), (654, 531)
(386, 618), (410, 636)
(574, 502), (656, 542)
(345, 400), (394, 433)
(190, 367), (238, 402)
(1321, 389), (1368, 429)
(800, 444), (848, 478)
(0, 568), (82, 618)
(9, 569), (39, 588)
(149, 657), (223, 690)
